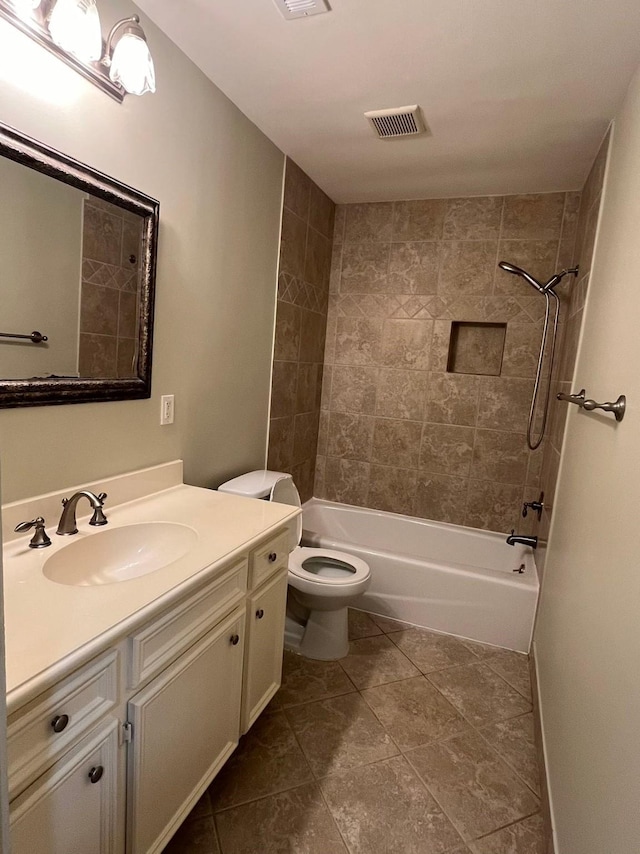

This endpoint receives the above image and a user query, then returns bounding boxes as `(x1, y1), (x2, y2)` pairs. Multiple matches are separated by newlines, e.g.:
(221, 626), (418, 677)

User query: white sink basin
(43, 523), (198, 586)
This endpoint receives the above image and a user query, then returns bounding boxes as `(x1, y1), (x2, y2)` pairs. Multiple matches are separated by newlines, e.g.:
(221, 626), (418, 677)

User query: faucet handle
(15, 517), (52, 549)
(89, 493), (108, 527)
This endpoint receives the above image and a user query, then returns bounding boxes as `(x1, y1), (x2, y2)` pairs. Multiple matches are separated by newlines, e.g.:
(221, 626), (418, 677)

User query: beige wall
(0, 156), (82, 379)
(535, 65), (640, 853)
(316, 193), (579, 533)
(0, 0), (284, 502)
(267, 159), (334, 502)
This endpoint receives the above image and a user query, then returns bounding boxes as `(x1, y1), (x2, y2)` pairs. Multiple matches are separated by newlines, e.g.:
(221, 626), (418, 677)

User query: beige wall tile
(116, 338), (137, 378)
(439, 241), (498, 296)
(371, 419), (423, 469)
(375, 368), (429, 420)
(118, 291), (138, 339)
(280, 208), (307, 278)
(471, 430), (529, 484)
(425, 373), (480, 426)
(283, 159), (311, 220)
(308, 183), (335, 239)
(477, 377), (534, 433)
(78, 333), (117, 378)
(296, 362), (323, 414)
(333, 205), (347, 244)
(465, 480), (523, 532)
(334, 317), (383, 366)
(420, 424), (475, 477)
(268, 416), (295, 471)
(501, 193), (565, 240)
(274, 300), (302, 361)
(300, 309), (327, 363)
(82, 203), (123, 265)
(326, 412), (375, 461)
(271, 361), (298, 418)
(80, 283), (119, 336)
(330, 365), (379, 414)
(367, 464), (417, 515)
(415, 473), (468, 525)
(392, 199), (447, 241)
(443, 196), (504, 240)
(502, 323), (544, 378)
(292, 458), (315, 503)
(388, 242), (440, 293)
(305, 226), (333, 289)
(293, 411), (320, 465)
(380, 319), (433, 371)
(317, 410), (329, 456)
(324, 458), (370, 505)
(345, 202), (393, 243)
(340, 243), (390, 293)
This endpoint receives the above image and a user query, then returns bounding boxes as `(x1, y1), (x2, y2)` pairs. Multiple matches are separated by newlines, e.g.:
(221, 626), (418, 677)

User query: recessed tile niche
(447, 321), (507, 376)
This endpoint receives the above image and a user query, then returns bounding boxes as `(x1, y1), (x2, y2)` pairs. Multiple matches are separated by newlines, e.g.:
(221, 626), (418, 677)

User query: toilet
(218, 470), (371, 660)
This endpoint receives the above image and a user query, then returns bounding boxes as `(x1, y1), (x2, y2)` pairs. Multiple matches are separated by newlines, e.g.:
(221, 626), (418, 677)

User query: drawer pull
(88, 766), (104, 784)
(256, 609), (265, 619)
(51, 714), (70, 733)
(230, 634), (240, 646)
(268, 552), (277, 563)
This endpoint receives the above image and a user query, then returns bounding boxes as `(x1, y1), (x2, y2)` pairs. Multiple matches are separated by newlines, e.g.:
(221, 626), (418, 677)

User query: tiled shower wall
(267, 160), (335, 501)
(315, 192), (582, 534)
(534, 132), (610, 579)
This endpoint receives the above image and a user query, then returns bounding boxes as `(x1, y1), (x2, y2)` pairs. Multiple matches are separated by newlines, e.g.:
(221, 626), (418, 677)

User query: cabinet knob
(51, 714), (69, 733)
(88, 766), (104, 784)
(230, 634), (240, 645)
(268, 552), (277, 563)
(256, 609), (265, 619)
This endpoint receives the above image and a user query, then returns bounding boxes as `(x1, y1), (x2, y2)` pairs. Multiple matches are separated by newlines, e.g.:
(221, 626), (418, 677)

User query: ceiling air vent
(365, 105), (429, 139)
(273, 0), (331, 19)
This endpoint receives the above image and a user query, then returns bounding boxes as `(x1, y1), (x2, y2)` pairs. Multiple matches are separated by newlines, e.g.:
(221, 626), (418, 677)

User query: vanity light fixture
(0, 0), (156, 101)
(49, 0), (102, 63)
(104, 15), (155, 95)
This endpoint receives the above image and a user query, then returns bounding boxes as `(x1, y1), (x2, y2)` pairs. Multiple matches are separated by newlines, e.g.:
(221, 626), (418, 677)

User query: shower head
(541, 266), (580, 293)
(498, 261), (545, 292)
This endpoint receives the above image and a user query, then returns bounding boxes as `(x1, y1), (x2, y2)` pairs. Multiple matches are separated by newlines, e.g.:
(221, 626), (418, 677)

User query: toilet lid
(270, 476), (303, 547)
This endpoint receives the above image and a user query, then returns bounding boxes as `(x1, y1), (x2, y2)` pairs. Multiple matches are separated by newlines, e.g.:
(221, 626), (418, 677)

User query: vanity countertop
(3, 480), (298, 713)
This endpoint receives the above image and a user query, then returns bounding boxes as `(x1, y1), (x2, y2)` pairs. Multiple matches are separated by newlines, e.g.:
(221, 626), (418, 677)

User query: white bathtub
(302, 499), (539, 653)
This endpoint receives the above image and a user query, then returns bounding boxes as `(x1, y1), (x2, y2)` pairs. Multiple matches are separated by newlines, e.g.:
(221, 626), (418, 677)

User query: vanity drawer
(249, 529), (290, 589)
(128, 557), (248, 689)
(7, 649), (119, 800)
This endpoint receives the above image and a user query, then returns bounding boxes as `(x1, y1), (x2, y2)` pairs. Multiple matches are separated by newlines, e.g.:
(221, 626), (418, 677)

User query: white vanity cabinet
(10, 718), (123, 854)
(6, 524), (291, 854)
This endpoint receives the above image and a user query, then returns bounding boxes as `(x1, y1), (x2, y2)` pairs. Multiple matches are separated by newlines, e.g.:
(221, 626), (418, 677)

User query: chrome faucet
(506, 530), (538, 549)
(56, 491), (108, 535)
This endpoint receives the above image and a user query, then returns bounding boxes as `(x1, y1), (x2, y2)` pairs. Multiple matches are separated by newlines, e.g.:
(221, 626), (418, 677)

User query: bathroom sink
(43, 522), (198, 586)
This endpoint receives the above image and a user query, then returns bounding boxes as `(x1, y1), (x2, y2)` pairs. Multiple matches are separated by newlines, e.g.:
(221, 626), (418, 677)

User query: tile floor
(163, 610), (544, 854)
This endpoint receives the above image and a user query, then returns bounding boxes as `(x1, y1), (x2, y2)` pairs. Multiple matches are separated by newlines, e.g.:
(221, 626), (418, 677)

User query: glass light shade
(11, 0), (41, 20)
(109, 32), (155, 95)
(48, 0), (102, 63)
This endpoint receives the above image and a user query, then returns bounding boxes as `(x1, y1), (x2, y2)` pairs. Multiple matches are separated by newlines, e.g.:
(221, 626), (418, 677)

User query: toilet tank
(218, 470), (302, 551)
(217, 470), (291, 500)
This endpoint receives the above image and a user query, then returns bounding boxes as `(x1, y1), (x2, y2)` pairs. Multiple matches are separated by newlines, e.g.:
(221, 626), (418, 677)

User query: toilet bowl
(217, 470), (371, 660)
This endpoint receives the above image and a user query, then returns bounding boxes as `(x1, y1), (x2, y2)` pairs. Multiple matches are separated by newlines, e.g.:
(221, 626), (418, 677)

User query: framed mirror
(0, 122), (158, 408)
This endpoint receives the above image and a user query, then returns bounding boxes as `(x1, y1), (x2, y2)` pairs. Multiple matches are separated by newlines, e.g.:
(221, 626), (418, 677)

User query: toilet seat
(288, 546), (370, 596)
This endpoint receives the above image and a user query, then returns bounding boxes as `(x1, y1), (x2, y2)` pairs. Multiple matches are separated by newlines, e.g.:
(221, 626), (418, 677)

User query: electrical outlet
(160, 394), (174, 425)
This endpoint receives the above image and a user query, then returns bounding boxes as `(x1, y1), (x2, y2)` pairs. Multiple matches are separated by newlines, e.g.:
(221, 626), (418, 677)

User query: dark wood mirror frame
(0, 122), (159, 409)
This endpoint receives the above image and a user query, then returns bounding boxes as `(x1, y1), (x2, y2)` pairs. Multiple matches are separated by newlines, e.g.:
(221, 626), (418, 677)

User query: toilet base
(284, 607), (349, 660)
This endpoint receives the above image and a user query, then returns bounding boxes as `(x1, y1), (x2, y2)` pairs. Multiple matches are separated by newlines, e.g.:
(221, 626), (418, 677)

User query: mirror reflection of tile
(78, 196), (143, 379)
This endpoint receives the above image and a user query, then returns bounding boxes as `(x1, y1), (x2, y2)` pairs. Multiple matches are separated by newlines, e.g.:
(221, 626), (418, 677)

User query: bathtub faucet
(506, 530), (538, 549)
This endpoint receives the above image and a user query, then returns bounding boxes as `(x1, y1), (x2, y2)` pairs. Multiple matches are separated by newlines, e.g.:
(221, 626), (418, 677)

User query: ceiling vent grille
(365, 105), (429, 139)
(273, 0), (331, 19)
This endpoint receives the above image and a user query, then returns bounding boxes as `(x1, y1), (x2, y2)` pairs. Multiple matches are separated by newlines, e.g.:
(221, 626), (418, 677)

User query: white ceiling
(136, 0), (640, 203)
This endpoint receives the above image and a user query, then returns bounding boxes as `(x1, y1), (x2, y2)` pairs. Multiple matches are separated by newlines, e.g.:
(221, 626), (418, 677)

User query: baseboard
(529, 643), (556, 854)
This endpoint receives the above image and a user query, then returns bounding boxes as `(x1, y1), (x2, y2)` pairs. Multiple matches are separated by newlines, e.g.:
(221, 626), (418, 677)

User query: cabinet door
(10, 718), (121, 854)
(241, 569), (288, 733)
(127, 607), (244, 854)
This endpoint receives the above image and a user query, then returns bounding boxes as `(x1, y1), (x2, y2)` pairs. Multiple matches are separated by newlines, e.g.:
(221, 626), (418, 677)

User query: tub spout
(506, 530), (538, 549)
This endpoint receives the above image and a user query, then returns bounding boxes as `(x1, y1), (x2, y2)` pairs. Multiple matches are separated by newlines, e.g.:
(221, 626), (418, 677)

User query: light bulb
(48, 0), (102, 63)
(109, 32), (155, 95)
